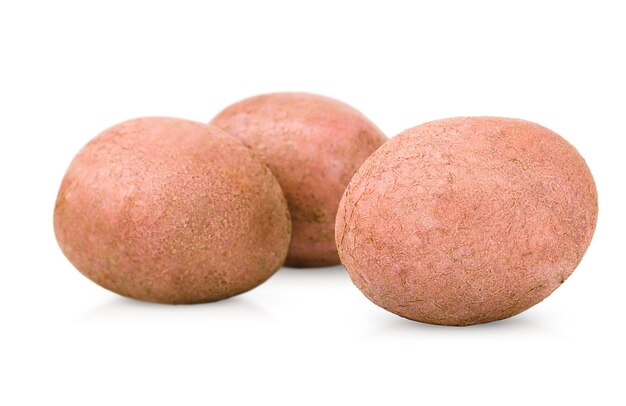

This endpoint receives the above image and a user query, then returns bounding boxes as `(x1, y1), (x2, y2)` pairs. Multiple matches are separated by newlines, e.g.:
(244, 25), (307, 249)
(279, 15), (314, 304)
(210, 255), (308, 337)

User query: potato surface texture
(54, 117), (291, 304)
(212, 93), (387, 267)
(336, 117), (598, 326)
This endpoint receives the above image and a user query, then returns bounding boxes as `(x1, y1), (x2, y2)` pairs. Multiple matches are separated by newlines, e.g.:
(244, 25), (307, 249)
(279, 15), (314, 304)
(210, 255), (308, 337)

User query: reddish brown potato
(54, 117), (291, 304)
(211, 92), (387, 267)
(336, 117), (598, 326)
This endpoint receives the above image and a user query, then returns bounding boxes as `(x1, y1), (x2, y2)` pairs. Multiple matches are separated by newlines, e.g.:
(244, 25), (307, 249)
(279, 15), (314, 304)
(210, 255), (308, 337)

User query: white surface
(1, 1), (625, 405)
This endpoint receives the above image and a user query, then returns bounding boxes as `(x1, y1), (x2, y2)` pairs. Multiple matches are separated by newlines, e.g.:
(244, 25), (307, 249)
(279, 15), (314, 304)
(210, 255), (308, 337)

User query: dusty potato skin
(211, 92), (387, 267)
(54, 117), (291, 304)
(336, 117), (598, 326)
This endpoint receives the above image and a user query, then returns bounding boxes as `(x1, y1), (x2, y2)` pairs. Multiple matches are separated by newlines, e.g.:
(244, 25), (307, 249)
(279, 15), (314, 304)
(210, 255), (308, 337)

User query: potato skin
(54, 117), (291, 304)
(336, 117), (598, 326)
(211, 93), (387, 267)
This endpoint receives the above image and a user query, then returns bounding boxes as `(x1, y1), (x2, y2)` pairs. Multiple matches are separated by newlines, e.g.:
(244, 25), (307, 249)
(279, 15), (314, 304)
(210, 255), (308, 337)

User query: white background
(1, 1), (625, 405)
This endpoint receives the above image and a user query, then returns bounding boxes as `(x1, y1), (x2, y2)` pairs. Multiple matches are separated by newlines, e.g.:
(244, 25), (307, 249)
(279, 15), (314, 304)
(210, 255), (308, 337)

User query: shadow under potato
(273, 264), (352, 285)
(77, 294), (272, 323)
(361, 308), (561, 339)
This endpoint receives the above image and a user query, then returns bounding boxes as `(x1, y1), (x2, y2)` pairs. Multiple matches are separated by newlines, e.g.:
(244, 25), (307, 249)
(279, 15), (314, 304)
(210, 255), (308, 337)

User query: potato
(336, 117), (598, 326)
(211, 92), (387, 267)
(54, 117), (291, 304)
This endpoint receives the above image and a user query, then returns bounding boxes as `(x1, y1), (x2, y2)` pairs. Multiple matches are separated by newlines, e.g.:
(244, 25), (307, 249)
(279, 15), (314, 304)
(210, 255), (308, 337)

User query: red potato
(336, 117), (598, 326)
(54, 117), (291, 304)
(212, 93), (387, 267)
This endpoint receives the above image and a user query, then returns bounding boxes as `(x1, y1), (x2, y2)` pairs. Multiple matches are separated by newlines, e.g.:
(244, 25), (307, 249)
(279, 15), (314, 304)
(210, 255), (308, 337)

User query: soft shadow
(273, 264), (351, 285)
(77, 294), (271, 324)
(281, 263), (347, 274)
(361, 310), (562, 340)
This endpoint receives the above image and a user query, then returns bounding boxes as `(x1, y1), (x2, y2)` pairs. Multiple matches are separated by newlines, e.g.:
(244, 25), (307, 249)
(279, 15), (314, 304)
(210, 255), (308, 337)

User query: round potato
(211, 92), (387, 267)
(54, 117), (291, 304)
(336, 117), (598, 326)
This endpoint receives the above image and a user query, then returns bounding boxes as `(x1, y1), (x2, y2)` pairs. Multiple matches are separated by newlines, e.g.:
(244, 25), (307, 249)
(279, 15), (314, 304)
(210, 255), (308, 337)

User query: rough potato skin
(54, 117), (291, 304)
(211, 93), (387, 267)
(336, 117), (598, 326)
